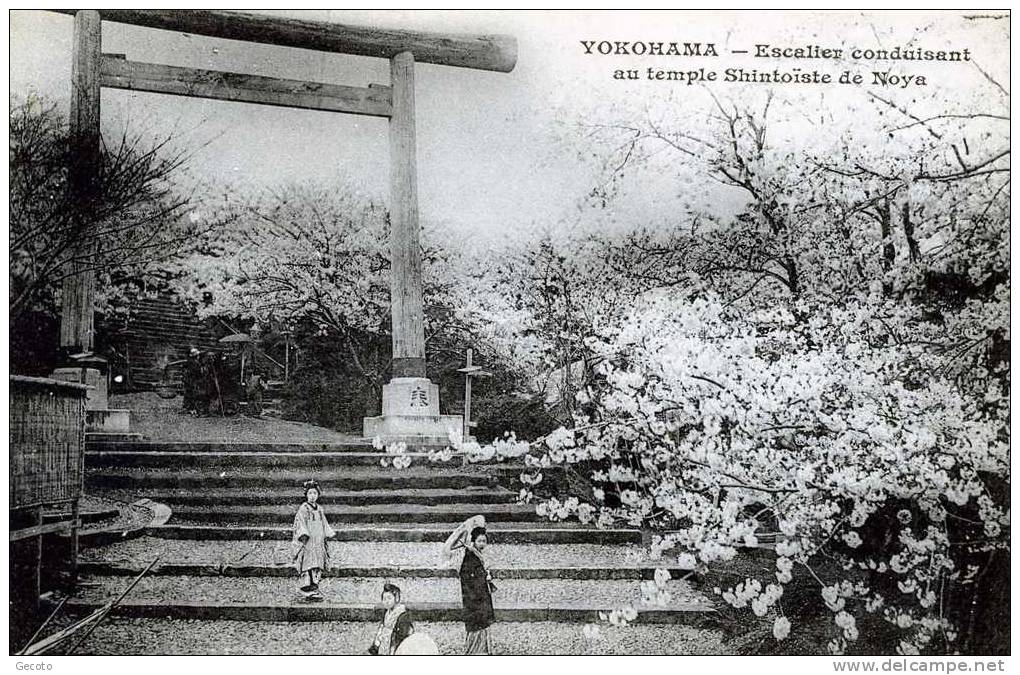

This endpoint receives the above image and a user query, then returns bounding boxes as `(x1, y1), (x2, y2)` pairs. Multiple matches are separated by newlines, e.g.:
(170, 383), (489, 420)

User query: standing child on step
(292, 480), (336, 602)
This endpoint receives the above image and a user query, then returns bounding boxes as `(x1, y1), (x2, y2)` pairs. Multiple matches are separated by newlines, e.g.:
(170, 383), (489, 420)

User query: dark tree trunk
(902, 199), (920, 263)
(878, 199), (895, 296)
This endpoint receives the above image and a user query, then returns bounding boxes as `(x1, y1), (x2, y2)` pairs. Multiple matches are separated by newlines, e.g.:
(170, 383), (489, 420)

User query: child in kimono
(367, 583), (415, 655)
(292, 480), (336, 601)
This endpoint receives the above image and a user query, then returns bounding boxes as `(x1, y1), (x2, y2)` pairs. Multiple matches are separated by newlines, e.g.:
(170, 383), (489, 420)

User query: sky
(9, 10), (1010, 247)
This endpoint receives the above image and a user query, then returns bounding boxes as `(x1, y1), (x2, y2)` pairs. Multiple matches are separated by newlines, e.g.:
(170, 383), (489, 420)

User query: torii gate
(55, 9), (516, 442)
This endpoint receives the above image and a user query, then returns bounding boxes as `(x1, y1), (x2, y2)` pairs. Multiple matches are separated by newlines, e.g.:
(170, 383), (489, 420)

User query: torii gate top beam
(51, 9), (518, 73)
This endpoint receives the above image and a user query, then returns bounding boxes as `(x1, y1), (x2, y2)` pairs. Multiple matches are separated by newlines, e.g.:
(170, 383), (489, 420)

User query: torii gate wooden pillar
(54, 9), (516, 443)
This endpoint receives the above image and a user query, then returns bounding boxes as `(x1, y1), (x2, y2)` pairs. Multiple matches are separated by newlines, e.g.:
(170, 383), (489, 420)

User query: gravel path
(97, 486), (514, 504)
(82, 539), (660, 568)
(58, 618), (732, 655)
(110, 393), (361, 443)
(167, 503), (537, 517)
(86, 466), (500, 483)
(160, 521), (610, 531)
(77, 575), (709, 607)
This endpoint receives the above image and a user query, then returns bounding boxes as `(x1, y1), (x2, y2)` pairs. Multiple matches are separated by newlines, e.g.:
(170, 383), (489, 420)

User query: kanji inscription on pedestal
(410, 387), (429, 408)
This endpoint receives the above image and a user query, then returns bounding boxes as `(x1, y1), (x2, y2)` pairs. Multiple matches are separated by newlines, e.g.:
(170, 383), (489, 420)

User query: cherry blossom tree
(9, 94), (225, 373)
(431, 81), (1009, 654)
(177, 182), (524, 406)
(9, 95), (211, 322)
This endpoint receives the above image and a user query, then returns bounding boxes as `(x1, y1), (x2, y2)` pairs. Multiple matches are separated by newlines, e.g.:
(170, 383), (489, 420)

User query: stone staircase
(100, 293), (221, 391)
(258, 380), (287, 419)
(72, 439), (719, 654)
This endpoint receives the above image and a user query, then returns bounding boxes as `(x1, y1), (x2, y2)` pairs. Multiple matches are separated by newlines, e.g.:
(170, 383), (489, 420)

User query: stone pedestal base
(51, 364), (131, 433)
(363, 377), (462, 445)
(86, 409), (131, 433)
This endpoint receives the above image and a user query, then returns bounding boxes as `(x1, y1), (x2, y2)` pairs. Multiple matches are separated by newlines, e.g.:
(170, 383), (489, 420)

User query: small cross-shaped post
(456, 348), (491, 442)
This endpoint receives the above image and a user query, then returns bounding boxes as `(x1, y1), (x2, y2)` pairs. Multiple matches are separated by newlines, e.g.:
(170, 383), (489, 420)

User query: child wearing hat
(292, 480), (336, 601)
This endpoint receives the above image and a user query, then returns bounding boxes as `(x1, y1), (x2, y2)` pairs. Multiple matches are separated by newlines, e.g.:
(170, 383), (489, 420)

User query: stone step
(58, 618), (729, 655)
(121, 316), (204, 326)
(85, 473), (499, 495)
(81, 539), (682, 578)
(163, 520), (614, 531)
(100, 487), (518, 506)
(119, 339), (204, 352)
(118, 330), (209, 343)
(168, 503), (539, 524)
(130, 295), (186, 306)
(66, 599), (715, 625)
(120, 335), (210, 349)
(127, 299), (194, 312)
(144, 524), (642, 545)
(70, 576), (714, 623)
(118, 328), (214, 341)
(87, 451), (462, 468)
(86, 467), (502, 490)
(81, 562), (693, 581)
(86, 441), (376, 453)
(125, 306), (187, 317)
(118, 320), (207, 332)
(120, 311), (201, 322)
(86, 432), (147, 443)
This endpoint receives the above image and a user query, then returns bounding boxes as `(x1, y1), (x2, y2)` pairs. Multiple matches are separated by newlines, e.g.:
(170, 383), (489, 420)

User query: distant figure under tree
(246, 371), (268, 417)
(182, 347), (202, 414)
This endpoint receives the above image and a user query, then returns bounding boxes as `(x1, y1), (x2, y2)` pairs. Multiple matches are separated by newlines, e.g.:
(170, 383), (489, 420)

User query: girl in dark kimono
(459, 526), (495, 654)
(368, 583), (414, 655)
